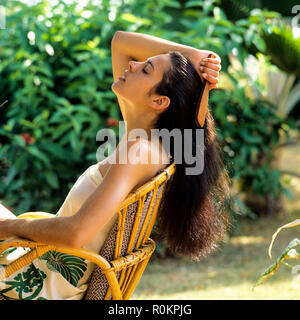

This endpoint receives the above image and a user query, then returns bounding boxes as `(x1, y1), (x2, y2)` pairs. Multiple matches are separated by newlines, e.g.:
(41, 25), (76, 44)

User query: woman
(0, 31), (229, 300)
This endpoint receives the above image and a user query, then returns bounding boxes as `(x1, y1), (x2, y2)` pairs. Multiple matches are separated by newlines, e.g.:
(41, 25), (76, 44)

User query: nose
(128, 60), (140, 72)
(128, 60), (135, 72)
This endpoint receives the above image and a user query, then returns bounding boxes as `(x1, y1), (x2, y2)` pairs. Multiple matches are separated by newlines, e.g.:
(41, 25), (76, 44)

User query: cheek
(129, 78), (149, 95)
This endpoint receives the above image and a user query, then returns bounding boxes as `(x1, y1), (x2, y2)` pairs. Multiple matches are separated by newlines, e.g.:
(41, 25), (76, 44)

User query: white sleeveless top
(56, 163), (118, 254)
(0, 163), (118, 300)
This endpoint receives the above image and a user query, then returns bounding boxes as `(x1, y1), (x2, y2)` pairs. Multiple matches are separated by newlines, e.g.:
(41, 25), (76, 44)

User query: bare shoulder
(71, 137), (169, 246)
(110, 138), (168, 190)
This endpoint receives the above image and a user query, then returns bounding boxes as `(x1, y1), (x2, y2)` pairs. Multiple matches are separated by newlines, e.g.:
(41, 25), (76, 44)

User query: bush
(0, 0), (121, 213)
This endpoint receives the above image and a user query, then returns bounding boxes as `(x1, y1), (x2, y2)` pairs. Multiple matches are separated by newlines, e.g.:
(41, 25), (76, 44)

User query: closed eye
(142, 68), (148, 74)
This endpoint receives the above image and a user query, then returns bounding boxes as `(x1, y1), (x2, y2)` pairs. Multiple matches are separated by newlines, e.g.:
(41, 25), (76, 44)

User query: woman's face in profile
(112, 53), (171, 110)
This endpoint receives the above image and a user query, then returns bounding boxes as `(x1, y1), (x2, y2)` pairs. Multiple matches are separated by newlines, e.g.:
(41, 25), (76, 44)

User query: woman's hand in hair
(200, 53), (221, 90)
(185, 50), (221, 90)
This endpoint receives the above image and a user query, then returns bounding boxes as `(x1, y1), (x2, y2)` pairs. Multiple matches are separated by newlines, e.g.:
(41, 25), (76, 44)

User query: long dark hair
(152, 51), (231, 261)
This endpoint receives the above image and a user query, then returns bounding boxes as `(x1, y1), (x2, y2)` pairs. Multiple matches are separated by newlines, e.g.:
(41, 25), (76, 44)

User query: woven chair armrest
(0, 239), (123, 299)
(110, 238), (156, 272)
(0, 239), (111, 271)
(0, 238), (156, 273)
(0, 237), (48, 254)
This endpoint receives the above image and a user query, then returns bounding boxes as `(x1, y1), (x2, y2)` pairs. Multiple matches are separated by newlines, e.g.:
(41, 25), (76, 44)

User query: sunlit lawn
(132, 142), (300, 300)
(132, 210), (300, 300)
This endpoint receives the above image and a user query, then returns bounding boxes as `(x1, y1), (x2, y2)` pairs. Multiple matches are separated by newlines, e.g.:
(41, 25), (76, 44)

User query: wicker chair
(0, 162), (175, 300)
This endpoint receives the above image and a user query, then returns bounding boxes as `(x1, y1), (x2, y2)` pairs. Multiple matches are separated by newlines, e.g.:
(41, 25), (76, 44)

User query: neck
(121, 109), (157, 143)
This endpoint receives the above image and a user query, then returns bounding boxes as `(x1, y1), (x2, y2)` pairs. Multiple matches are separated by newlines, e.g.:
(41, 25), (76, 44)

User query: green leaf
(253, 238), (300, 289)
(19, 119), (36, 129)
(43, 142), (66, 160)
(39, 76), (54, 88)
(39, 251), (87, 287)
(165, 1), (181, 9)
(4, 119), (16, 131)
(263, 26), (300, 76)
(44, 170), (59, 189)
(69, 131), (79, 150)
(49, 123), (72, 140)
(184, 1), (204, 8)
(61, 57), (76, 69)
(38, 66), (52, 77)
(27, 146), (51, 167)
(14, 153), (28, 171)
(13, 135), (26, 147)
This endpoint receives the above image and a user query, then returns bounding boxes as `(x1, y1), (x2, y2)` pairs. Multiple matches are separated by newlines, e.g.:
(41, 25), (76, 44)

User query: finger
(202, 57), (221, 65)
(200, 66), (219, 77)
(202, 73), (218, 84)
(205, 53), (221, 61)
(208, 52), (221, 61)
(208, 83), (218, 90)
(200, 61), (221, 71)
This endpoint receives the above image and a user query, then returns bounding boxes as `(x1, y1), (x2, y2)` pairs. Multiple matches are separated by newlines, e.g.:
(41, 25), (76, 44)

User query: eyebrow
(146, 59), (154, 71)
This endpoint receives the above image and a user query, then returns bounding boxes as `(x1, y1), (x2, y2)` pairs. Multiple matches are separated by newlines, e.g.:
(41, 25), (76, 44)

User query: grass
(132, 210), (300, 300)
(132, 142), (300, 300)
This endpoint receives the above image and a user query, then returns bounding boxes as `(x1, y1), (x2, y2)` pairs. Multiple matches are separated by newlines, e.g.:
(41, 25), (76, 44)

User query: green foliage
(253, 219), (300, 289)
(263, 25), (300, 76)
(219, 0), (300, 20)
(212, 89), (293, 200)
(218, 0), (261, 22)
(0, 0), (122, 213)
(253, 238), (300, 288)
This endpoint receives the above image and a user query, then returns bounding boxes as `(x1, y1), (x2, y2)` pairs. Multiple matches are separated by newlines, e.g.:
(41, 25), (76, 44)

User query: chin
(111, 81), (119, 93)
(112, 82), (128, 99)
(112, 78), (124, 87)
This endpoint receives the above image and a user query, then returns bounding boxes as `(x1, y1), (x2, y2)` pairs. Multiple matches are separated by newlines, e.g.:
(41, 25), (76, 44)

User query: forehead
(150, 54), (171, 73)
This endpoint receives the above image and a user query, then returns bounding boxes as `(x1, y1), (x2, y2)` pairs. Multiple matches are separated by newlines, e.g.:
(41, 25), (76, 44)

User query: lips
(119, 75), (126, 82)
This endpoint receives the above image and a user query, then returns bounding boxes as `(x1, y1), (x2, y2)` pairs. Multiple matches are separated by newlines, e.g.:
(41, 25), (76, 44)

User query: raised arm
(112, 30), (221, 89)
(112, 30), (210, 62)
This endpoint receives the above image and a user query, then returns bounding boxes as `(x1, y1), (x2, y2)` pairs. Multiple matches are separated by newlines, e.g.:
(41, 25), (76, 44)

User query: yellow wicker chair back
(85, 162), (175, 300)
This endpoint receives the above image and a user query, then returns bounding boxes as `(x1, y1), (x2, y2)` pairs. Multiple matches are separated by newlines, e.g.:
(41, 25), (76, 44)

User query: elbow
(112, 30), (124, 46)
(64, 221), (87, 249)
(67, 237), (82, 249)
(66, 231), (88, 249)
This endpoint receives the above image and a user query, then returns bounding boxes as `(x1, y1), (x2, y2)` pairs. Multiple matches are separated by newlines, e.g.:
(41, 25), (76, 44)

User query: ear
(150, 95), (170, 112)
